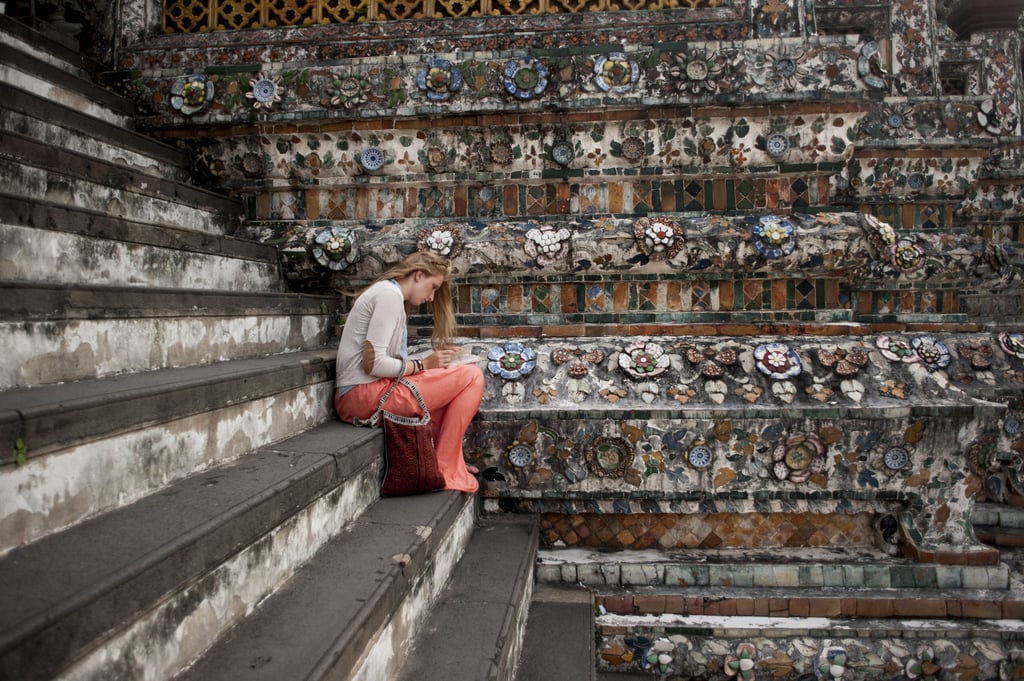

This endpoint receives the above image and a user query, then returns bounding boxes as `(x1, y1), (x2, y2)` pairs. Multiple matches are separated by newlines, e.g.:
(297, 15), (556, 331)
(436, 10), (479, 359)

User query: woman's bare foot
(466, 463), (480, 475)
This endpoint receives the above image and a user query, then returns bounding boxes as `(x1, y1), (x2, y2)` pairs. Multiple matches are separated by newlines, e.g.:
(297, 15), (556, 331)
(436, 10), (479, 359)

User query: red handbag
(357, 378), (444, 496)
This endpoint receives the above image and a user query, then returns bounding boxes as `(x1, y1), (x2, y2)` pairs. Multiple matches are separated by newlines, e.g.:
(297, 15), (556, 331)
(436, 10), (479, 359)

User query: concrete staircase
(0, 16), (542, 681)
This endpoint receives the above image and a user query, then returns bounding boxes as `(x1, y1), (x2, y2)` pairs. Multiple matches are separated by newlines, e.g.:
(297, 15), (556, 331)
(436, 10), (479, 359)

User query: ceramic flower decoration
(1000, 332), (1024, 360)
(247, 73), (283, 110)
(524, 224), (572, 267)
(911, 336), (951, 369)
(618, 341), (671, 380)
(817, 346), (869, 376)
(889, 238), (926, 273)
(725, 643), (758, 680)
(754, 343), (802, 380)
(170, 73), (214, 115)
(876, 335), (950, 369)
(875, 335), (918, 363)
(552, 347), (605, 377)
(417, 224), (462, 258)
(669, 49), (724, 94)
(594, 52), (640, 95)
(634, 217), (684, 260)
(328, 72), (368, 109)
(751, 215), (796, 259)
(586, 436), (634, 478)
(771, 433), (825, 483)
(881, 103), (916, 137)
(311, 226), (358, 271)
(767, 50), (807, 90)
(417, 58), (462, 102)
(686, 346), (738, 377)
(503, 56), (549, 100)
(487, 342), (537, 380)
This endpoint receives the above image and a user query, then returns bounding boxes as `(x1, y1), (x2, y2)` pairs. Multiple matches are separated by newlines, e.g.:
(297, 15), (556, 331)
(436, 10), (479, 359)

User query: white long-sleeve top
(335, 280), (408, 396)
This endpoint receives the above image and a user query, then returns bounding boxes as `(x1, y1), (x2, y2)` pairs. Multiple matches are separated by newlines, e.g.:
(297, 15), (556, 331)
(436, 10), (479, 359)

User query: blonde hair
(376, 251), (456, 348)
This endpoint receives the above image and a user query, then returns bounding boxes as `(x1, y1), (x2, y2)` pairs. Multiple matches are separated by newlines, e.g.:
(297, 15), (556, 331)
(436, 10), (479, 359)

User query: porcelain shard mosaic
(268, 212), (1016, 293)
(450, 332), (1024, 562)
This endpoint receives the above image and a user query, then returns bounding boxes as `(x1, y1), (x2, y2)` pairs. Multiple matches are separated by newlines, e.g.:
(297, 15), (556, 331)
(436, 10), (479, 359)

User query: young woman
(334, 251), (482, 493)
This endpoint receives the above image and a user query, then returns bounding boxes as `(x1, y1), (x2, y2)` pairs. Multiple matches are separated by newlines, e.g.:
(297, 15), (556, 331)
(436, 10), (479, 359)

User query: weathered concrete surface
(515, 585), (595, 681)
(0, 224), (283, 291)
(174, 492), (477, 681)
(396, 515), (539, 681)
(0, 368), (334, 554)
(0, 421), (382, 681)
(0, 312), (334, 389)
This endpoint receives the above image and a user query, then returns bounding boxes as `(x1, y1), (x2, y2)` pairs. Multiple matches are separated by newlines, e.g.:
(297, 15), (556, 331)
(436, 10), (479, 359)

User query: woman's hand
(423, 346), (459, 370)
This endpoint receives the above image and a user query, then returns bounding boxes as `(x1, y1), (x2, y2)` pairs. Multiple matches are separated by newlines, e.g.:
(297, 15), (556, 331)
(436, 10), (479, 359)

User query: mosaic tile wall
(107, 0), (1024, 568)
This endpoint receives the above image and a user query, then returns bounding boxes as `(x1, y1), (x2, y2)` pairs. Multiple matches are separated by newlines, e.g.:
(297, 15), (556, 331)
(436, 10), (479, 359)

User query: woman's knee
(458, 363), (485, 396)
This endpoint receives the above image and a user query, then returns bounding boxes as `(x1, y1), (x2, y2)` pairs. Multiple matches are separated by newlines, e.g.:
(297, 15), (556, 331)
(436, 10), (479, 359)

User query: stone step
(594, 614), (1024, 680)
(0, 348), (338, 553)
(0, 14), (100, 81)
(0, 419), (383, 681)
(1, 84), (193, 185)
(395, 514), (539, 681)
(535, 547), (1011, 591)
(976, 525), (1024, 549)
(515, 584), (596, 681)
(0, 134), (241, 237)
(0, 22), (132, 128)
(593, 583), (1023, 619)
(974, 502), (1024, 529)
(174, 491), (479, 681)
(0, 199), (282, 291)
(0, 283), (338, 389)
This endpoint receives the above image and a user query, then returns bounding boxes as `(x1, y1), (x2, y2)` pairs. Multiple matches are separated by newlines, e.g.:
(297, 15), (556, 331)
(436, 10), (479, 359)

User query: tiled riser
(0, 159), (230, 236)
(0, 316), (331, 390)
(251, 175), (836, 220)
(0, 225), (282, 292)
(56, 467), (381, 681)
(0, 382), (333, 555)
(596, 618), (1024, 680)
(593, 594), (1022, 619)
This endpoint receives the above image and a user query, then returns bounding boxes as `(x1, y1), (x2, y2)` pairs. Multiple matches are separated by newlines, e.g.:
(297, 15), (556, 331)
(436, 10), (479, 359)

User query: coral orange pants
(335, 363), (483, 493)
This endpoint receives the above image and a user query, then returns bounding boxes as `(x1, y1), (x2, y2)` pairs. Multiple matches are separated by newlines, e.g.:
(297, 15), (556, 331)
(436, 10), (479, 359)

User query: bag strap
(353, 377), (431, 428)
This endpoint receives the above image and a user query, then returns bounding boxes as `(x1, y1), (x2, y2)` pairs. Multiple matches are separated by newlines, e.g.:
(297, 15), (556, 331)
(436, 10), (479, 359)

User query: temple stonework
(3, 0), (1024, 677)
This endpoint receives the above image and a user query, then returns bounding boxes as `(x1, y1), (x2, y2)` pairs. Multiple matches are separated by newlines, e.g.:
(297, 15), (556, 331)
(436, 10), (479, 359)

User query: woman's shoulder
(363, 279), (404, 304)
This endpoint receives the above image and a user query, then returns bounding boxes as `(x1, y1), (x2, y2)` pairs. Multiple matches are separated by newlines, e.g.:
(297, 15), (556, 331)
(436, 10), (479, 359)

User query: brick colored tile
(789, 598), (810, 617)
(601, 594), (631, 613)
(684, 596), (705, 614)
(893, 598), (946, 618)
(769, 598), (789, 616)
(1003, 600), (1024, 618)
(735, 599), (755, 616)
(663, 595), (687, 614)
(855, 599), (893, 618)
(633, 594), (667, 613)
(807, 598), (842, 617)
(753, 599), (770, 616)
(960, 600), (1001, 618)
